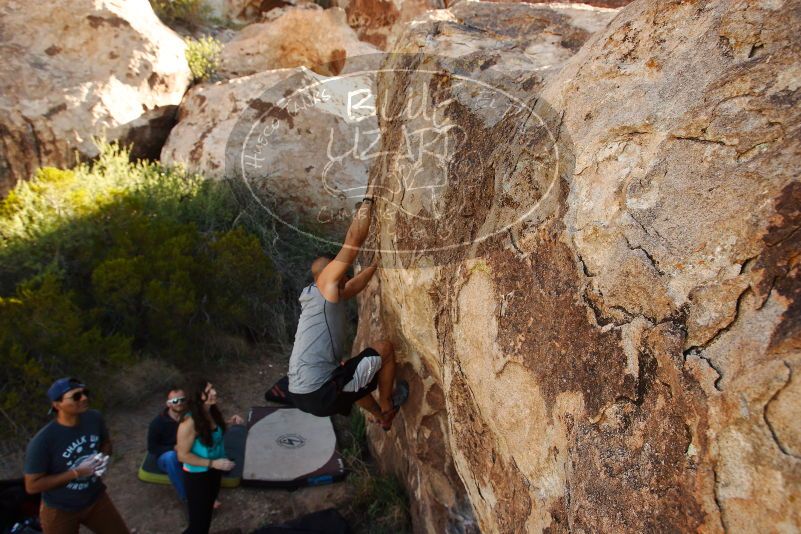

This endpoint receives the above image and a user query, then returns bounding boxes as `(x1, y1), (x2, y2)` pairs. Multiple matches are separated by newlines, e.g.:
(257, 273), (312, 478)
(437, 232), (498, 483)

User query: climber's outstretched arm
(317, 200), (373, 302)
(341, 260), (378, 300)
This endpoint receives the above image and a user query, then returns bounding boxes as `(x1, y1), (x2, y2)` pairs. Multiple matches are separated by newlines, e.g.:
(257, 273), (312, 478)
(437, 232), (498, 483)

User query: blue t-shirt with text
(24, 409), (109, 511)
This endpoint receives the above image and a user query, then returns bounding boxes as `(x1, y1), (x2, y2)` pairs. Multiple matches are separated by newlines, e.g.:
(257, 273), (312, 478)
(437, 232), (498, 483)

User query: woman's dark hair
(185, 378), (226, 446)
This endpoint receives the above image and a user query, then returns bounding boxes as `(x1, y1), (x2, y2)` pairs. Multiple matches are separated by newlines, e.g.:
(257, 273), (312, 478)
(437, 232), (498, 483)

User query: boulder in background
(0, 0), (191, 196)
(161, 62), (381, 237)
(218, 5), (380, 78)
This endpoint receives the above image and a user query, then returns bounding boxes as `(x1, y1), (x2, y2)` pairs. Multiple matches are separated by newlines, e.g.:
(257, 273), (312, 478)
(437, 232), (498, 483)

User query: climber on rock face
(287, 198), (408, 431)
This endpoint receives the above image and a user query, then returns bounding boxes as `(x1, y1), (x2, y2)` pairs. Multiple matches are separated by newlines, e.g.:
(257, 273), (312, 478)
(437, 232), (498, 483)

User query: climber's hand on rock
(364, 181), (379, 200)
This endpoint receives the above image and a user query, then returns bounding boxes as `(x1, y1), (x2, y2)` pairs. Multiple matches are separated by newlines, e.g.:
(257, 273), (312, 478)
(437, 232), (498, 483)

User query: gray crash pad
(243, 406), (345, 488)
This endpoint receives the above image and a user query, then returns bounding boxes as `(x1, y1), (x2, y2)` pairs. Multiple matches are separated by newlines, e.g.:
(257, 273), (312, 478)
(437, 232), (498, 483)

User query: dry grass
(105, 358), (183, 408)
(339, 410), (411, 534)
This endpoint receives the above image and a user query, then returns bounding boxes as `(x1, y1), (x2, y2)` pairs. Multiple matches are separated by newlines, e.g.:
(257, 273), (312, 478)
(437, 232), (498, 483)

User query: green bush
(185, 36), (222, 82)
(0, 269), (134, 437)
(0, 142), (280, 440)
(151, 0), (212, 28)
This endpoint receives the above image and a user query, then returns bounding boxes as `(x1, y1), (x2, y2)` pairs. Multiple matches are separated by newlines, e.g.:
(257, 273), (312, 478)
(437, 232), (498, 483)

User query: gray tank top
(288, 283), (347, 394)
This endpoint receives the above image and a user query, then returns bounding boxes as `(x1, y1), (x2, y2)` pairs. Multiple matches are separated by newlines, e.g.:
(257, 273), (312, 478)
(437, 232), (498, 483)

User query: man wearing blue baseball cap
(23, 378), (130, 533)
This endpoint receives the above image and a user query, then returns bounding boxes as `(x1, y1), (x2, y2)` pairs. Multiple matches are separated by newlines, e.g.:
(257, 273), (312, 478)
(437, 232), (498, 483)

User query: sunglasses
(167, 397), (186, 405)
(63, 389), (90, 402)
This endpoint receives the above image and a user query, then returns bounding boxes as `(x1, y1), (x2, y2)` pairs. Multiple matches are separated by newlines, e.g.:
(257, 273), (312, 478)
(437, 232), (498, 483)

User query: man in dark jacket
(147, 387), (188, 502)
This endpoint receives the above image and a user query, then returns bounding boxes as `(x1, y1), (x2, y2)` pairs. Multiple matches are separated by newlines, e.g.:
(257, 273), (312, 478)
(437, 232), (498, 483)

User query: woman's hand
(211, 458), (235, 471)
(228, 414), (244, 425)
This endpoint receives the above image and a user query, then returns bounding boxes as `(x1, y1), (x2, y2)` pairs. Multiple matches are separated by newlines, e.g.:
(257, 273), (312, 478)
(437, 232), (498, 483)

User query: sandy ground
(2, 355), (359, 534)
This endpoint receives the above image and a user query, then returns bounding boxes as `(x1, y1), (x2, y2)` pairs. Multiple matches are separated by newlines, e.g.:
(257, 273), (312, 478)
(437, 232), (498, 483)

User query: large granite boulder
(350, 1), (617, 531)
(0, 0), (190, 196)
(218, 5), (380, 78)
(356, 0), (801, 532)
(160, 63), (380, 236)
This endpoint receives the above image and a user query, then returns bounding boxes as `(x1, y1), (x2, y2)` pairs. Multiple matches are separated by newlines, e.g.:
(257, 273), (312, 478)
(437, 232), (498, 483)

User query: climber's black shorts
(290, 347), (381, 417)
